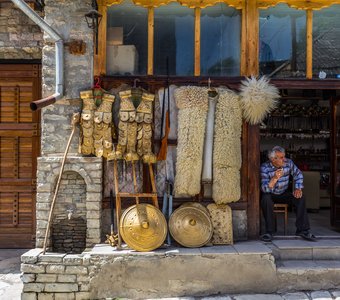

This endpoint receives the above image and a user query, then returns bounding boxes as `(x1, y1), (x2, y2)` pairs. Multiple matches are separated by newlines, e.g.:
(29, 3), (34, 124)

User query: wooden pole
(132, 161), (139, 204)
(148, 163), (159, 208)
(42, 113), (80, 254)
(113, 159), (122, 248)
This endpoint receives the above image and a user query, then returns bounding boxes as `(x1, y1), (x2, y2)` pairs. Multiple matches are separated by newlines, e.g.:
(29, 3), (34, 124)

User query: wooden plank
(194, 8), (201, 76)
(0, 71), (39, 78)
(101, 76), (340, 90)
(0, 235), (34, 248)
(148, 7), (154, 76)
(306, 9), (313, 79)
(240, 7), (247, 76)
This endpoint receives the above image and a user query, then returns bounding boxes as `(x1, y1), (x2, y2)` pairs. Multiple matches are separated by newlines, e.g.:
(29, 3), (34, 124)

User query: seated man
(260, 145), (316, 242)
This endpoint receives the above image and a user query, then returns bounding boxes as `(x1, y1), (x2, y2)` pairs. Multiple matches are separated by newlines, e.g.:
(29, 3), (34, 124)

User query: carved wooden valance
(257, 0), (340, 10)
(99, 0), (244, 9)
(100, 0), (340, 9)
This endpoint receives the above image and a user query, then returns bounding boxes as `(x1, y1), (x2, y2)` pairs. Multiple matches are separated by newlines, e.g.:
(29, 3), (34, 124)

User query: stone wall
(0, 1), (43, 59)
(41, 0), (93, 155)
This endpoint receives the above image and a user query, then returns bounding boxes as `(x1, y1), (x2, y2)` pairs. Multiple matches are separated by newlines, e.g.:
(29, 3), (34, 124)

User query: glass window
(259, 4), (306, 78)
(106, 0), (148, 75)
(313, 5), (340, 78)
(201, 4), (241, 76)
(154, 3), (194, 76)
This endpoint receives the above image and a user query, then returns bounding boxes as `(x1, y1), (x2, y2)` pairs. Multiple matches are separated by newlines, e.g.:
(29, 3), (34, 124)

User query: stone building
(1, 0), (340, 299)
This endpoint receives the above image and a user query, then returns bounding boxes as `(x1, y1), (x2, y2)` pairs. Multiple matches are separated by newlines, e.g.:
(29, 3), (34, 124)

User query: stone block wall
(21, 249), (91, 300)
(0, 1), (43, 59)
(36, 156), (102, 250)
(41, 0), (93, 155)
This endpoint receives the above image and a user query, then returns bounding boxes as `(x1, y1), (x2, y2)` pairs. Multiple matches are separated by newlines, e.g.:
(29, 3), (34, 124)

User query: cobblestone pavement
(1, 249), (340, 300)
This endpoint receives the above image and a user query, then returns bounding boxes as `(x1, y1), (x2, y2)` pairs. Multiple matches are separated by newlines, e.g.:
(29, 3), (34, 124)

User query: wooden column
(306, 9), (313, 79)
(194, 8), (201, 76)
(242, 0), (260, 239)
(148, 7), (154, 76)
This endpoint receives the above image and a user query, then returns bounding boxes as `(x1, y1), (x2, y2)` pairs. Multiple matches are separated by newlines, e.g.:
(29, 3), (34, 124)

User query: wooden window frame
(96, 0), (340, 79)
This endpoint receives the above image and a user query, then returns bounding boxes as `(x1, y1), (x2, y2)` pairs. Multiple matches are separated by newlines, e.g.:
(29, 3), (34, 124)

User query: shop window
(201, 4), (241, 76)
(106, 0), (148, 75)
(313, 5), (340, 78)
(154, 3), (194, 76)
(259, 4), (306, 78)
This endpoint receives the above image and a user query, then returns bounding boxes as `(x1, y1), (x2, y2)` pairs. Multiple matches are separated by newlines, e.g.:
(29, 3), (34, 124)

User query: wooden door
(331, 97), (340, 227)
(0, 64), (40, 248)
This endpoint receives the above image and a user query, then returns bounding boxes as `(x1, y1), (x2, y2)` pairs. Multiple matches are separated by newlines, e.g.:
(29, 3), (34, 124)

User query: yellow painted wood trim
(240, 7), (247, 76)
(194, 7), (200, 76)
(258, 0), (340, 10)
(105, 0), (244, 9)
(95, 2), (108, 76)
(306, 9), (313, 79)
(148, 7), (154, 75)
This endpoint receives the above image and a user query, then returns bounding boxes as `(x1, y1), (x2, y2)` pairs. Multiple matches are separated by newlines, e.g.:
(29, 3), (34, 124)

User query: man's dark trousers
(261, 191), (310, 234)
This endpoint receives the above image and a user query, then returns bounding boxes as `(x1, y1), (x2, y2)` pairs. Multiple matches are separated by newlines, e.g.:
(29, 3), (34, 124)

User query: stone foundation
(20, 242), (340, 299)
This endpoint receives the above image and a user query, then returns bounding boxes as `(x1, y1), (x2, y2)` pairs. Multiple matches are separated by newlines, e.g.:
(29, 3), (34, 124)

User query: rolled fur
(213, 89), (242, 204)
(213, 167), (241, 204)
(174, 86), (208, 197)
(239, 76), (280, 125)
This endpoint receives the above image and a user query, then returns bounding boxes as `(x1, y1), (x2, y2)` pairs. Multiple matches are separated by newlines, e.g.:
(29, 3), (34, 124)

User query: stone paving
(148, 291), (340, 299)
(1, 248), (340, 300)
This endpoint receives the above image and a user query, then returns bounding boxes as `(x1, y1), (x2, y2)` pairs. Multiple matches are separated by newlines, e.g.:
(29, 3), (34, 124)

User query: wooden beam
(244, 0), (260, 239)
(95, 1), (108, 76)
(257, 0), (340, 10)
(245, 0), (259, 76)
(194, 8), (201, 76)
(240, 7), (247, 76)
(306, 9), (313, 79)
(147, 7), (154, 76)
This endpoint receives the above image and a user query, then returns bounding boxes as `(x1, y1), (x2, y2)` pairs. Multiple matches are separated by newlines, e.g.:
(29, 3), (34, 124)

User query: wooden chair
(273, 203), (288, 235)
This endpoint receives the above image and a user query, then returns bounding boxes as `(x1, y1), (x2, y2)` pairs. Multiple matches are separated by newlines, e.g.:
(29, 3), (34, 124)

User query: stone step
(270, 238), (340, 260)
(277, 260), (340, 292)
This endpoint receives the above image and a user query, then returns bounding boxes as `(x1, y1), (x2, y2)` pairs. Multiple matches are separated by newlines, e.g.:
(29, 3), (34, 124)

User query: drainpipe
(10, 0), (64, 111)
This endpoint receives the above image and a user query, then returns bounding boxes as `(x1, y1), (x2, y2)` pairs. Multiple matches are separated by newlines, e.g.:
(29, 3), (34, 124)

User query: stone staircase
(268, 238), (340, 292)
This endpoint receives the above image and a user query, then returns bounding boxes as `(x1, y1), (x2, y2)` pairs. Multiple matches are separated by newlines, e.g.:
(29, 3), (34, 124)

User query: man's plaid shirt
(260, 158), (304, 195)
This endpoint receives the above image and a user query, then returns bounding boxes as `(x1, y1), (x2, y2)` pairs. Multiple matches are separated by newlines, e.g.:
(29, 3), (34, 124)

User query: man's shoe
(296, 230), (317, 242)
(260, 233), (273, 242)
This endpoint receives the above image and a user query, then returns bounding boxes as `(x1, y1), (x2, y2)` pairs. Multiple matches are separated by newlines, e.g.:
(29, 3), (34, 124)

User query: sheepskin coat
(174, 86), (209, 197)
(213, 88), (242, 204)
(202, 93), (218, 182)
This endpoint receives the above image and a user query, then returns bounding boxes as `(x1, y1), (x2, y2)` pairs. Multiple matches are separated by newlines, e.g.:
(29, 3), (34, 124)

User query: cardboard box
(106, 45), (138, 75)
(107, 27), (123, 45)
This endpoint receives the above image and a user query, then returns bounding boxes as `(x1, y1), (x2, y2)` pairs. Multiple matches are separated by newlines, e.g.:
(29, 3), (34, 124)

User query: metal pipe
(11, 0), (64, 111)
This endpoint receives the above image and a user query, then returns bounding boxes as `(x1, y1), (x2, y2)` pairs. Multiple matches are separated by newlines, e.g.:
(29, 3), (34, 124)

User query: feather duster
(239, 76), (280, 125)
